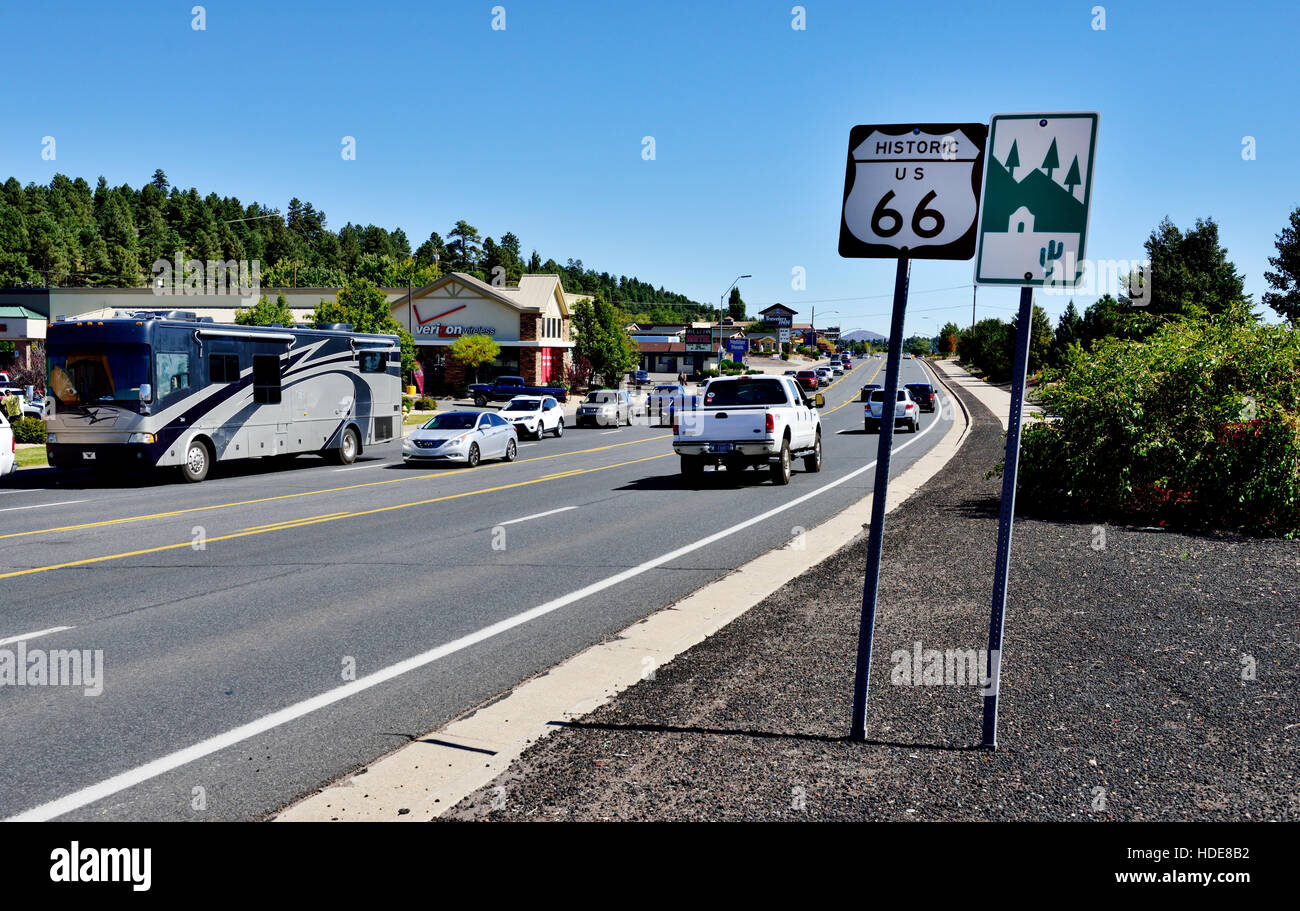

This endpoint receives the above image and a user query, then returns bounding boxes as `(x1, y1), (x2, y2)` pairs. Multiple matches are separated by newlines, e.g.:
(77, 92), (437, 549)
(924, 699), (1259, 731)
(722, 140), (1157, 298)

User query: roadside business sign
(725, 338), (748, 361)
(684, 329), (712, 353)
(839, 122), (988, 260)
(974, 113), (1099, 286)
(778, 328), (791, 344)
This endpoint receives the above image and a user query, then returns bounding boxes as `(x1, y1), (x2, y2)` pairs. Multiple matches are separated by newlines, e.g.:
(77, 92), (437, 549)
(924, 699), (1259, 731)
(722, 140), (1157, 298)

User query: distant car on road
(0, 412), (15, 477)
(826, 362), (844, 376)
(631, 369), (650, 385)
(794, 369), (819, 391)
(402, 410), (518, 467)
(500, 395), (564, 439)
(576, 389), (631, 427)
(859, 383), (882, 402)
(816, 367), (835, 385)
(647, 383), (695, 424)
(865, 388), (919, 433)
(904, 383), (936, 413)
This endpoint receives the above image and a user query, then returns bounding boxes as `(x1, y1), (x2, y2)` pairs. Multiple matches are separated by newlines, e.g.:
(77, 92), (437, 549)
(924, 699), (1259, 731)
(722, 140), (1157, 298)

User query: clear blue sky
(2, 0), (1295, 336)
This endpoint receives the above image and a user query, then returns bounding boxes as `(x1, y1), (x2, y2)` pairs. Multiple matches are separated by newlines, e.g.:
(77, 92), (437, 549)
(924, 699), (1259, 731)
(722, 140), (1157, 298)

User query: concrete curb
(275, 361), (972, 822)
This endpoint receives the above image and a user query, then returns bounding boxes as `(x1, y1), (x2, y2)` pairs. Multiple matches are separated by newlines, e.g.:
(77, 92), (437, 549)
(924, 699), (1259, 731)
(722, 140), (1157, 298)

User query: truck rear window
(704, 379), (788, 407)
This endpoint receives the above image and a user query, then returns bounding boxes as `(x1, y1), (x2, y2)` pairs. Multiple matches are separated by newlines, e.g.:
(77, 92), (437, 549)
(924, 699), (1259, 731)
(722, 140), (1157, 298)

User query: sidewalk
(444, 368), (1299, 821)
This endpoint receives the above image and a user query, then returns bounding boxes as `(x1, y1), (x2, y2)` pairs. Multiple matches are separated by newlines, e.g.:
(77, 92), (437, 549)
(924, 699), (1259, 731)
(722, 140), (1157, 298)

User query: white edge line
(497, 506), (577, 527)
(0, 499), (87, 513)
(0, 626), (74, 647)
(8, 397), (944, 822)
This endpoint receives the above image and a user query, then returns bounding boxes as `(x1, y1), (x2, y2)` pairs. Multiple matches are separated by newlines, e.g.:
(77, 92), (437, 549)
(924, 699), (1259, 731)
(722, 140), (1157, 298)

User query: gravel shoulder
(446, 378), (1299, 821)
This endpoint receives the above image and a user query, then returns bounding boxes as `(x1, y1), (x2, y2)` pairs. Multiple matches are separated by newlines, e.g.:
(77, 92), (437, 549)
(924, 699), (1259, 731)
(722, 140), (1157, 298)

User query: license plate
(82, 451), (96, 460)
(709, 442), (733, 453)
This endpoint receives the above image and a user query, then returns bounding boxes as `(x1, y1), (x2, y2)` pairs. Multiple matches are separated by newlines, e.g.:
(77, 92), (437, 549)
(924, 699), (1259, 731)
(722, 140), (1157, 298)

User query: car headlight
(46, 433), (57, 443)
(127, 432), (155, 444)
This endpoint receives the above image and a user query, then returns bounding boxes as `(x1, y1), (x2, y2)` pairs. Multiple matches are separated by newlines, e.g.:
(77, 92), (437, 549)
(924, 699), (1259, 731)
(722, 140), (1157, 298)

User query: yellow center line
(0, 434), (672, 542)
(823, 360), (885, 416)
(1, 452), (674, 580)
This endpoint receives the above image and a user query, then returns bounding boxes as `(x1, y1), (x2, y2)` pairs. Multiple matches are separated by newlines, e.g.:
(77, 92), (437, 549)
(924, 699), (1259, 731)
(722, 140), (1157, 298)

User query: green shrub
(1016, 313), (1300, 537)
(415, 397), (437, 411)
(12, 416), (47, 444)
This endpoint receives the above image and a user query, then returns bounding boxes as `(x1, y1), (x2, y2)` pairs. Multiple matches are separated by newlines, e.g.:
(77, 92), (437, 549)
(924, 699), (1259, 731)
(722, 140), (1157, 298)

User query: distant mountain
(841, 329), (886, 342)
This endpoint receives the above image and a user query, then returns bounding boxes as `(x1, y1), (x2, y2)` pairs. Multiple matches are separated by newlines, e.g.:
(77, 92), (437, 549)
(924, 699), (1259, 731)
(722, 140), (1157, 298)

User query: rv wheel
(334, 427), (359, 465)
(181, 440), (211, 483)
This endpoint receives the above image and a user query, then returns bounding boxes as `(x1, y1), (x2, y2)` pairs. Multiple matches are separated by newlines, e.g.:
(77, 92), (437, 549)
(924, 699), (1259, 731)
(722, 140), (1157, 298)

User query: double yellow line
(1, 450), (674, 580)
(0, 434), (671, 544)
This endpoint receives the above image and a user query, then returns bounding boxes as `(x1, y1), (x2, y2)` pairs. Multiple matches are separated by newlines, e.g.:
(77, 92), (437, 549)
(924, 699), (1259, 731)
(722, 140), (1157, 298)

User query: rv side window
(155, 352), (191, 401)
(358, 350), (385, 373)
(253, 354), (281, 404)
(210, 353), (240, 383)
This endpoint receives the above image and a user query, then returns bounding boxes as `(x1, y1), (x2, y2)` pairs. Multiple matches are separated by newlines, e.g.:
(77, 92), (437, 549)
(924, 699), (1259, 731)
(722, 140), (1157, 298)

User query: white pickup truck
(672, 375), (824, 484)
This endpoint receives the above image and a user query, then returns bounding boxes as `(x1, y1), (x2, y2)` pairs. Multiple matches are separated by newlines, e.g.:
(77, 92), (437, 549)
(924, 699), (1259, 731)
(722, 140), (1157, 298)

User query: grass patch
(15, 446), (47, 468)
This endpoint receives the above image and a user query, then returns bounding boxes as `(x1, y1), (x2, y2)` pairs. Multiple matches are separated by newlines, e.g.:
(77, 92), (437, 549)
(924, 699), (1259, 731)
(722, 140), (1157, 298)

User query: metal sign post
(839, 122), (987, 741)
(980, 285), (1032, 747)
(850, 254), (909, 740)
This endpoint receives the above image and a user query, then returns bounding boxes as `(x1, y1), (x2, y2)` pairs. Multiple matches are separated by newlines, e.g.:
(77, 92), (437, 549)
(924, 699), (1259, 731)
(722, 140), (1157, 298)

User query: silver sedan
(402, 411), (518, 467)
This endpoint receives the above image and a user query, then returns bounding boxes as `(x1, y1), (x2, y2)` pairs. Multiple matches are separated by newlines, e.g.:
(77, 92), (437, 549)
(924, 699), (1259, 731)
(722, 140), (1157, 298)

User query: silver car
(576, 389), (630, 427)
(402, 410), (518, 467)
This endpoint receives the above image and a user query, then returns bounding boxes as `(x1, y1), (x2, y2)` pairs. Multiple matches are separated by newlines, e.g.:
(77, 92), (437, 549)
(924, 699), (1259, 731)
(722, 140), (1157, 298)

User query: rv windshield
(47, 343), (151, 410)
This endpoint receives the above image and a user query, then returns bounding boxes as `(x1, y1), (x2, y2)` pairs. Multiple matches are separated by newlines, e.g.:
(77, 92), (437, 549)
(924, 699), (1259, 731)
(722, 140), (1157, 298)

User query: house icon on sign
(1010, 206), (1033, 234)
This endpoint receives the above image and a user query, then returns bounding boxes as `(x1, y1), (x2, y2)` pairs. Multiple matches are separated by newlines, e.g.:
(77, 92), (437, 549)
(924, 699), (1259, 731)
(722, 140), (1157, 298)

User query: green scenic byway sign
(974, 112), (1099, 286)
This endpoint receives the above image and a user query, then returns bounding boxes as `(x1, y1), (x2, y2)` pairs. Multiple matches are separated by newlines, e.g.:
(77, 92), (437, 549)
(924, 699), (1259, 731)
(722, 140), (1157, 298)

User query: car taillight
(765, 412), (775, 432)
(905, 403), (914, 410)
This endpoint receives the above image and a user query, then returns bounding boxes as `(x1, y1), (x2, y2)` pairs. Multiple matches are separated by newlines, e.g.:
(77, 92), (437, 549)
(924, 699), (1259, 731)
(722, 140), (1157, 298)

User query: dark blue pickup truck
(468, 375), (568, 407)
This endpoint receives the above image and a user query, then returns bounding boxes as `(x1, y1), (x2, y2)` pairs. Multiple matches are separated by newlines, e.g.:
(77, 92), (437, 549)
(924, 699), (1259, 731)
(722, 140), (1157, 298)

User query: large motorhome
(44, 310), (401, 482)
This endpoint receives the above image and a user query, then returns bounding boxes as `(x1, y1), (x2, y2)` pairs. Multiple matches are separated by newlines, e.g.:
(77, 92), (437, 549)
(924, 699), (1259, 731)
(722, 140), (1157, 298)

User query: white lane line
(0, 489), (49, 496)
(518, 443), (538, 448)
(0, 499), (87, 514)
(497, 506), (577, 527)
(600, 430), (620, 435)
(0, 626), (74, 647)
(7, 399), (944, 822)
(333, 464), (383, 472)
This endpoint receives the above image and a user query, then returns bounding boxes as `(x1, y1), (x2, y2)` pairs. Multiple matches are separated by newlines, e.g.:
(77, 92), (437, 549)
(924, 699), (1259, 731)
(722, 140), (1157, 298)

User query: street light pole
(719, 274), (751, 369)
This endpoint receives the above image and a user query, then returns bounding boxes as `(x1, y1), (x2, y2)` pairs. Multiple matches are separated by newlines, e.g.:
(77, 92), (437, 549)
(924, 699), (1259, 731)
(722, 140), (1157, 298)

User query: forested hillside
(0, 169), (710, 319)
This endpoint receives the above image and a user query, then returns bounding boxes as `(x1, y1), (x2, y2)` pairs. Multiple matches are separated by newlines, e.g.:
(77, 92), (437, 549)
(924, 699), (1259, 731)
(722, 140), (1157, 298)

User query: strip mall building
(391, 272), (579, 388)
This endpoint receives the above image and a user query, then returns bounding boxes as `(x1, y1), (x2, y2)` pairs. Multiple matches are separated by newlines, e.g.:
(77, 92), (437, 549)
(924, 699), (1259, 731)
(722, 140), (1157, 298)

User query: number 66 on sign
(838, 122), (988, 260)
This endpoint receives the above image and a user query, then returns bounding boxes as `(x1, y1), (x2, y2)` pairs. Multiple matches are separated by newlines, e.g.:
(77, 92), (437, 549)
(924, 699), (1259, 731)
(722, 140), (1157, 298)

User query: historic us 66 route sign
(838, 122), (988, 260)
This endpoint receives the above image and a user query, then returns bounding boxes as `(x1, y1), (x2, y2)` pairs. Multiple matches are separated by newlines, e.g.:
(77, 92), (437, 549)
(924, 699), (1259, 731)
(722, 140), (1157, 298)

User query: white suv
(864, 388), (920, 433)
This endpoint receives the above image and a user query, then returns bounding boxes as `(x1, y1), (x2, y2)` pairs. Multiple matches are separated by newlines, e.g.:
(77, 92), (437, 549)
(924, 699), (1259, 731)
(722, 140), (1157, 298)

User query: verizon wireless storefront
(391, 272), (575, 390)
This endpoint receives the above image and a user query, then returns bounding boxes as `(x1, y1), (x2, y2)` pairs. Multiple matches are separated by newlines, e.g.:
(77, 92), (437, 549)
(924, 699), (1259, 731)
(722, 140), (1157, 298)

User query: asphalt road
(0, 356), (951, 820)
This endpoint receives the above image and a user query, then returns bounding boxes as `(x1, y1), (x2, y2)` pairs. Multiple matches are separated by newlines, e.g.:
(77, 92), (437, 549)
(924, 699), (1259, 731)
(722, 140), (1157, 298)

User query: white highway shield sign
(974, 112), (1099, 286)
(839, 122), (988, 260)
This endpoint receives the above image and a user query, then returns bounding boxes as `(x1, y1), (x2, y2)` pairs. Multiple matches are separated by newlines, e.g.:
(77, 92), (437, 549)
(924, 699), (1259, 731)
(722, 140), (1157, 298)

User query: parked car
(673, 375), (824, 484)
(402, 410), (518, 467)
(864, 388), (919, 433)
(576, 389), (631, 427)
(500, 395), (564, 439)
(794, 369), (819, 391)
(0, 412), (15, 477)
(859, 383), (882, 402)
(904, 383), (936, 413)
(467, 375), (568, 407)
(630, 369), (650, 385)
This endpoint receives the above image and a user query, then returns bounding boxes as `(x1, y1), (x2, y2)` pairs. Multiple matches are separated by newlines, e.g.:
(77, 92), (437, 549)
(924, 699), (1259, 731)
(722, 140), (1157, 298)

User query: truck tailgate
(675, 408), (770, 443)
